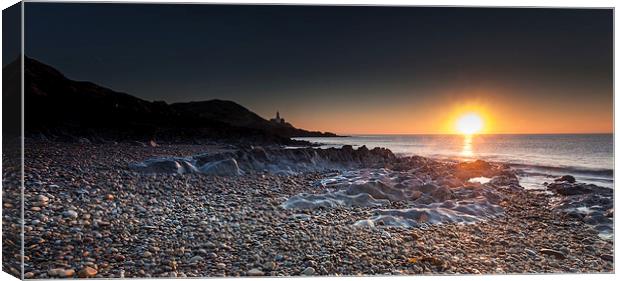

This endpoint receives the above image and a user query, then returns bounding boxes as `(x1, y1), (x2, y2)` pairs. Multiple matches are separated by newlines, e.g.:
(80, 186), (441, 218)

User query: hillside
(2, 57), (338, 143)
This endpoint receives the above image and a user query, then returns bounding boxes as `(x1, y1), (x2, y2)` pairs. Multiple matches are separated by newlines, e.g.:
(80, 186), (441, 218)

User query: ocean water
(295, 134), (614, 189)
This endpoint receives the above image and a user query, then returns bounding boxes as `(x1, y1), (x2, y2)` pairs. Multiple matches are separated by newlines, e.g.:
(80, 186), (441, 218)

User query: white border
(0, 1), (617, 281)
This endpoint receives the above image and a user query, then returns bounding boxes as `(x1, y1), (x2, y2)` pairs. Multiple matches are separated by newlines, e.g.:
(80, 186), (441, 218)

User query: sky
(23, 4), (612, 134)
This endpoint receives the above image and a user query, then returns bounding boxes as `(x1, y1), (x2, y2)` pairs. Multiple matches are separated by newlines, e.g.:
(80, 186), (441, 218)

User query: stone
(189, 255), (204, 264)
(24, 272), (35, 278)
(78, 266), (98, 278)
(36, 194), (50, 204)
(263, 261), (276, 271)
(601, 254), (613, 262)
(199, 158), (242, 176)
(63, 210), (79, 219)
(301, 267), (315, 275)
(555, 175), (576, 183)
(247, 268), (264, 276)
(216, 263), (226, 270)
(540, 248), (566, 259)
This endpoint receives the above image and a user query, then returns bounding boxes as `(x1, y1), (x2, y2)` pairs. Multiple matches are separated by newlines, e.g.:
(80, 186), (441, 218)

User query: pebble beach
(3, 140), (614, 278)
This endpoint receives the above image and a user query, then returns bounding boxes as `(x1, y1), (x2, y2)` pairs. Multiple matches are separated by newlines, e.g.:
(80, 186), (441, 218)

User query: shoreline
(8, 140), (615, 277)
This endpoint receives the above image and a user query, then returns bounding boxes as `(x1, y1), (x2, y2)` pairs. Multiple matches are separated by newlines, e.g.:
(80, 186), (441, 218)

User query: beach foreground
(8, 141), (614, 278)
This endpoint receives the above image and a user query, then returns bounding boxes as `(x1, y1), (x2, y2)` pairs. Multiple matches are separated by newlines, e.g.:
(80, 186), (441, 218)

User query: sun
(456, 113), (483, 135)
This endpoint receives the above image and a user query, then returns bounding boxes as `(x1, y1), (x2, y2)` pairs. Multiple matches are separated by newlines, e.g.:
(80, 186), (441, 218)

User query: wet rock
(554, 175), (576, 183)
(199, 158), (242, 176)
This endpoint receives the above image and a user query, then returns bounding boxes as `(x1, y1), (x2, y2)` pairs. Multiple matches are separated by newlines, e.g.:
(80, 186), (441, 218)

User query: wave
(412, 153), (613, 179)
(505, 163), (613, 178)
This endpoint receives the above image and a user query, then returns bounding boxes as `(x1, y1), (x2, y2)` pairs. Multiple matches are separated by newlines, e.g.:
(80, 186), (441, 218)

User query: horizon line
(312, 132), (614, 136)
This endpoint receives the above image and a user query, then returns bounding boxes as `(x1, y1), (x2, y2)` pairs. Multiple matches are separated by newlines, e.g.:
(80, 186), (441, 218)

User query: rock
(105, 194), (115, 200)
(63, 210), (78, 219)
(301, 267), (315, 275)
(247, 268), (264, 276)
(199, 158), (242, 176)
(455, 160), (496, 179)
(78, 266), (98, 278)
(49, 269), (75, 278)
(540, 248), (566, 259)
(430, 185), (453, 202)
(601, 254), (613, 262)
(35, 194), (50, 204)
(24, 272), (35, 278)
(142, 251), (152, 258)
(555, 175), (576, 183)
(189, 255), (204, 264)
(216, 263), (226, 270)
(263, 261), (276, 271)
(524, 249), (538, 257)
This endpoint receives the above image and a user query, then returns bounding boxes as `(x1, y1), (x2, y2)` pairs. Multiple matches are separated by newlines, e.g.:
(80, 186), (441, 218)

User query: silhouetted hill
(4, 57), (337, 144)
(171, 100), (338, 138)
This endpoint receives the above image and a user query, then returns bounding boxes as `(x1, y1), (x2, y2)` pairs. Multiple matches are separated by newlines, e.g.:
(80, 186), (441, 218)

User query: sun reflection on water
(461, 134), (474, 157)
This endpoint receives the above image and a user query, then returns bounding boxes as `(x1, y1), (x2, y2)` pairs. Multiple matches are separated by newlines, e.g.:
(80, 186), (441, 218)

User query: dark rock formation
(554, 175), (576, 183)
(5, 57), (337, 144)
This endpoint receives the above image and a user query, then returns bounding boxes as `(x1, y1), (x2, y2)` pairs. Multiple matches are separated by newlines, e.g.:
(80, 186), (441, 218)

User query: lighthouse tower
(270, 111), (285, 124)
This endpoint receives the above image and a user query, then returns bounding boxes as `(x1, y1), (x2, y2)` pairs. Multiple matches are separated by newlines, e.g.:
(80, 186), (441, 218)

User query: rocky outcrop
(130, 145), (397, 176)
(547, 180), (613, 239)
(454, 160), (504, 180)
(198, 158), (242, 176)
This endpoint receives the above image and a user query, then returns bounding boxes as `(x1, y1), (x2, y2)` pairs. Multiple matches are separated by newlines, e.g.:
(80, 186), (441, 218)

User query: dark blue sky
(23, 4), (613, 133)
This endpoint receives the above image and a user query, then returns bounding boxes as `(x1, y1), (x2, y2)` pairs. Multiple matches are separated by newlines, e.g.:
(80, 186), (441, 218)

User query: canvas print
(1, 2), (614, 279)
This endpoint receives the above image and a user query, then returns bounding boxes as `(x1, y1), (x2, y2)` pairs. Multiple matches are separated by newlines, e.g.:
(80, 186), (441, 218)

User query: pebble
(48, 268), (75, 278)
(247, 268), (265, 276)
(63, 210), (78, 219)
(301, 267), (316, 275)
(36, 194), (49, 204)
(78, 266), (98, 278)
(263, 261), (276, 271)
(540, 249), (566, 259)
(601, 254), (613, 262)
(189, 255), (204, 264)
(15, 143), (615, 277)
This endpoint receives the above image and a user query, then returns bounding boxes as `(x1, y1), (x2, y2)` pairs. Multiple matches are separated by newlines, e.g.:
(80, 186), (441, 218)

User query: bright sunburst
(456, 113), (483, 135)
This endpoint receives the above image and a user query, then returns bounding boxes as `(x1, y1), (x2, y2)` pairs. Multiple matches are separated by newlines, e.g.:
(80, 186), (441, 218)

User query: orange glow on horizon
(256, 87), (612, 135)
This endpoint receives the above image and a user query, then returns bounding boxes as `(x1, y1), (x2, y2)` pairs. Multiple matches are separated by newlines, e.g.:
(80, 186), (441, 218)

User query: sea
(294, 134), (614, 189)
